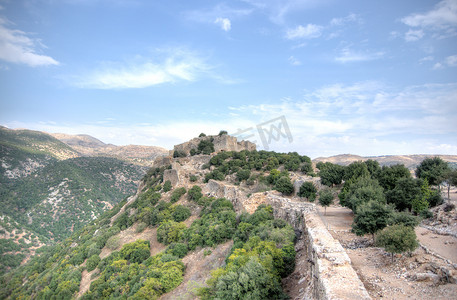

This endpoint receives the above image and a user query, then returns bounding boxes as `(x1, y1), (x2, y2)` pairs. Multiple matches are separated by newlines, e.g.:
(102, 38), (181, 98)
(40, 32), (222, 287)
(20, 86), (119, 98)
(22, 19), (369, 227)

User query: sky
(0, 0), (456, 158)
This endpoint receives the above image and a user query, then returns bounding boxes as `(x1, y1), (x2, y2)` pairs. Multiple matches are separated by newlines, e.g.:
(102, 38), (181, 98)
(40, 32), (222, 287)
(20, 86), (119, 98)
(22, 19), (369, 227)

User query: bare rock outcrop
(163, 169), (179, 187)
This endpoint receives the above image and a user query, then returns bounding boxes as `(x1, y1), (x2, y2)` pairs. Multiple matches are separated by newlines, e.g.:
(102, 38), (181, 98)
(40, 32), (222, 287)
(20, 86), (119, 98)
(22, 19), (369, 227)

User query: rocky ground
(318, 190), (457, 300)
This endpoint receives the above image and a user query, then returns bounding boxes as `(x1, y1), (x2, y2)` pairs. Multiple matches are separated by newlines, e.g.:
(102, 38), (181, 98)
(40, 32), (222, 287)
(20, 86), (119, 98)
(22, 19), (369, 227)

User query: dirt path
(317, 204), (457, 300)
(159, 241), (233, 300)
(416, 227), (457, 262)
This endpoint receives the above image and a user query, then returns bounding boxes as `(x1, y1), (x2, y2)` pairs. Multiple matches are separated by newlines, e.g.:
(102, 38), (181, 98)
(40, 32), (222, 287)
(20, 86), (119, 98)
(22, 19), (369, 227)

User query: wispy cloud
(286, 13), (361, 41)
(288, 55), (301, 66)
(431, 54), (457, 70)
(241, 0), (324, 24)
(286, 24), (323, 39)
(215, 18), (231, 31)
(74, 48), (220, 89)
(330, 13), (362, 26)
(404, 29), (424, 41)
(335, 47), (385, 63)
(0, 16), (59, 67)
(446, 54), (457, 66)
(184, 3), (251, 31)
(401, 0), (457, 40)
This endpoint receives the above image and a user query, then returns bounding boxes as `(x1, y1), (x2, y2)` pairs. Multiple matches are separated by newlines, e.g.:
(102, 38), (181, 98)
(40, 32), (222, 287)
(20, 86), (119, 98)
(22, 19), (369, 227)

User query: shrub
(162, 180), (172, 192)
(167, 243), (188, 258)
(105, 236), (121, 250)
(188, 185), (202, 202)
(157, 221), (186, 245)
(199, 133), (206, 137)
(218, 130), (228, 136)
(190, 175), (198, 182)
(172, 205), (191, 222)
(173, 150), (186, 158)
(86, 255), (100, 272)
(135, 222), (147, 233)
(120, 240), (150, 264)
(236, 169), (251, 182)
(376, 225), (418, 261)
(274, 177), (294, 195)
(298, 182), (317, 201)
(170, 187), (186, 203)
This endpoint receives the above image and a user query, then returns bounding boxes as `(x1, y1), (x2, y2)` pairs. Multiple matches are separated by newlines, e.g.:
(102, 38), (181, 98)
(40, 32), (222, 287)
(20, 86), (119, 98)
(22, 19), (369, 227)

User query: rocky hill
(49, 132), (168, 166)
(1, 132), (455, 299)
(314, 153), (457, 170)
(0, 126), (163, 272)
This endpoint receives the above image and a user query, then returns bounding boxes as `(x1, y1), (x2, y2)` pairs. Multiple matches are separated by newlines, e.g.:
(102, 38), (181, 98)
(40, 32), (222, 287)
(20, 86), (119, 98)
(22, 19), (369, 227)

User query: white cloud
(335, 47), (384, 63)
(401, 0), (457, 29)
(75, 48), (220, 89)
(446, 54), (457, 66)
(419, 56), (434, 63)
(401, 0), (457, 39)
(405, 29), (424, 41)
(241, 0), (324, 24)
(330, 13), (361, 26)
(288, 56), (301, 66)
(286, 24), (323, 39)
(185, 3), (251, 30)
(215, 18), (231, 31)
(0, 16), (59, 67)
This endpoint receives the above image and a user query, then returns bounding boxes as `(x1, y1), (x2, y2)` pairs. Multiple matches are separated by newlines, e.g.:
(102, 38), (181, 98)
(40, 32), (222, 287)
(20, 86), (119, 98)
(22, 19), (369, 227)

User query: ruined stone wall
(172, 135), (256, 157)
(205, 183), (371, 300)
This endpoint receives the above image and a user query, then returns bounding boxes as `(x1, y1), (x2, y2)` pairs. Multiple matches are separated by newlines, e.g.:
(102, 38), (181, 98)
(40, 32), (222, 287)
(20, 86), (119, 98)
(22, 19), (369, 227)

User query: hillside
(0, 134), (312, 299)
(49, 132), (168, 166)
(0, 127), (158, 272)
(1, 133), (456, 299)
(313, 154), (457, 170)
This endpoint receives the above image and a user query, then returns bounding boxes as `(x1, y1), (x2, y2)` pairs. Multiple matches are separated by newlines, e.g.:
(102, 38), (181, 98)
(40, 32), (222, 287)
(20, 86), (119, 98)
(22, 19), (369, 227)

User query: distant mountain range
(0, 126), (167, 272)
(49, 132), (168, 166)
(313, 154), (457, 170)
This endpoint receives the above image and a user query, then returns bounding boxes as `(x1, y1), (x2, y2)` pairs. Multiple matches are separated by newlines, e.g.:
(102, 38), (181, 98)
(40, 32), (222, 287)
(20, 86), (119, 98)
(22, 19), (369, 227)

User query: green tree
(274, 177), (294, 195)
(415, 157), (450, 186)
(318, 163), (344, 187)
(172, 205), (191, 222)
(412, 179), (431, 214)
(298, 182), (317, 201)
(120, 239), (150, 263)
(199, 133), (207, 137)
(218, 130), (228, 136)
(441, 169), (457, 200)
(318, 189), (333, 215)
(86, 254), (101, 272)
(162, 180), (172, 192)
(352, 201), (393, 240)
(170, 187), (186, 203)
(385, 177), (421, 211)
(344, 161), (370, 181)
(236, 169), (251, 182)
(377, 164), (411, 191)
(157, 221), (186, 245)
(198, 140), (215, 155)
(187, 185), (202, 202)
(376, 225), (418, 262)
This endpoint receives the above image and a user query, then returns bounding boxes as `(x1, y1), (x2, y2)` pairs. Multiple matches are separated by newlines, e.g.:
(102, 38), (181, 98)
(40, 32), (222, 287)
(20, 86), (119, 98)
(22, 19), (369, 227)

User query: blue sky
(0, 0), (456, 158)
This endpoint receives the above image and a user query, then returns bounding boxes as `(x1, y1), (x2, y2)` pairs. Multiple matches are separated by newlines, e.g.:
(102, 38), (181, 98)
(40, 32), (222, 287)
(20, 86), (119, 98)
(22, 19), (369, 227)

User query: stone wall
(205, 182), (371, 300)
(172, 135), (256, 157)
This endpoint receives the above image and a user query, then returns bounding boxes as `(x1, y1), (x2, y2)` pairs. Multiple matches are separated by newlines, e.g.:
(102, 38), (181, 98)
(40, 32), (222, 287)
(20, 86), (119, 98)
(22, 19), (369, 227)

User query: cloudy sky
(0, 0), (456, 158)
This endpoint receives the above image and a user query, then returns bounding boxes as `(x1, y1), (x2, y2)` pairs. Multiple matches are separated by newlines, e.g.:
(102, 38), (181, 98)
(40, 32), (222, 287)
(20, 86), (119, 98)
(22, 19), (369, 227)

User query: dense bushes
(198, 204), (296, 299)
